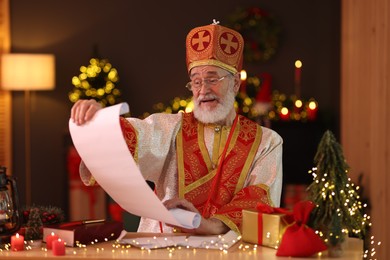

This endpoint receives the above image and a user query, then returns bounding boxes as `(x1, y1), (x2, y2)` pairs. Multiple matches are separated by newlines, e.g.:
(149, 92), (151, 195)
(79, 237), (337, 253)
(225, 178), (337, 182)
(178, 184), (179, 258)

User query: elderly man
(71, 22), (283, 236)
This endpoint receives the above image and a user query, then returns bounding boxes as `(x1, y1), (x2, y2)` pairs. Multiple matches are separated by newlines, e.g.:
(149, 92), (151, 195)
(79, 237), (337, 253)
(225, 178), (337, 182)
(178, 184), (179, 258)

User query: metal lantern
(0, 166), (22, 237)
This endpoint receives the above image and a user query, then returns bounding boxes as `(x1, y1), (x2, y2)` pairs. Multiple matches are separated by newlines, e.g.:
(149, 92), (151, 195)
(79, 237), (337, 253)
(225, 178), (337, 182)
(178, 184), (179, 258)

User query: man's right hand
(70, 99), (102, 125)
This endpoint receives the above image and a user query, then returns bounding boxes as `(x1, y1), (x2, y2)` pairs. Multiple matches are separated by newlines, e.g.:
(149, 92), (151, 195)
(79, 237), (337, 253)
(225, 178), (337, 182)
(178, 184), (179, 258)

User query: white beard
(193, 87), (236, 124)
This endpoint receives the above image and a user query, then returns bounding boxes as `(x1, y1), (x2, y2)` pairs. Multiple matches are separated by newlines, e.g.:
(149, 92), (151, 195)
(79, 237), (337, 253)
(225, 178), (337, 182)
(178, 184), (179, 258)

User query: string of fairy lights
(308, 166), (380, 259)
(149, 90), (318, 123)
(147, 61), (319, 123)
(237, 65), (319, 122)
(0, 234), (380, 259)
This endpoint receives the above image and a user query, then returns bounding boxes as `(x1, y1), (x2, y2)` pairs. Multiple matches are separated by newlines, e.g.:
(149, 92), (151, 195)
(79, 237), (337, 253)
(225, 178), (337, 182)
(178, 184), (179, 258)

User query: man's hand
(70, 99), (102, 125)
(164, 198), (229, 235)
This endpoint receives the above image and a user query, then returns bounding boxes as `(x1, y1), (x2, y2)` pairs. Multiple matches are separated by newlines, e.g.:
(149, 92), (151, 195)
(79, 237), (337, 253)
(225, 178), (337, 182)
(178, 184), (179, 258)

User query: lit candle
(240, 69), (247, 94)
(52, 238), (66, 256)
(294, 60), (302, 98)
(307, 100), (318, 121)
(11, 233), (24, 251)
(280, 107), (290, 121)
(45, 232), (59, 250)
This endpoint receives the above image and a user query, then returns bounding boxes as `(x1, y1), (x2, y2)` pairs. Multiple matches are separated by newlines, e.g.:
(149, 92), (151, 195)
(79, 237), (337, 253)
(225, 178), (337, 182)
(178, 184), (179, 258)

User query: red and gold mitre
(186, 21), (244, 74)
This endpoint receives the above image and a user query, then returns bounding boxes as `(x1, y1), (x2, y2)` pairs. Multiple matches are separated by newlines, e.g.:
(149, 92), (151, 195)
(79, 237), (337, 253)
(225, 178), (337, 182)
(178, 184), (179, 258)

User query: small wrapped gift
(241, 203), (292, 248)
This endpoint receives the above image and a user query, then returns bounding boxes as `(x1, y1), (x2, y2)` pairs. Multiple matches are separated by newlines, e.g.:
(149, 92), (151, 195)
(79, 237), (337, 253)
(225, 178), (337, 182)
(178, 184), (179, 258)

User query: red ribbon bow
(254, 203), (293, 245)
(256, 203), (291, 215)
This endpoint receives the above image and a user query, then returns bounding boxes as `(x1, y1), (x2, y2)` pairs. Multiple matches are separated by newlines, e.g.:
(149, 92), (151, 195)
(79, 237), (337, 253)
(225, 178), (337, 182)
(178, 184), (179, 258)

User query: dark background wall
(7, 0), (340, 217)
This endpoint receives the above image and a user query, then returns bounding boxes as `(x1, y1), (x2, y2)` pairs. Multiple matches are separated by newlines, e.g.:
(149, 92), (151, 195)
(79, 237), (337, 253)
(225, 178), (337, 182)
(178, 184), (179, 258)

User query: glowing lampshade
(1, 53), (55, 91)
(0, 53), (55, 206)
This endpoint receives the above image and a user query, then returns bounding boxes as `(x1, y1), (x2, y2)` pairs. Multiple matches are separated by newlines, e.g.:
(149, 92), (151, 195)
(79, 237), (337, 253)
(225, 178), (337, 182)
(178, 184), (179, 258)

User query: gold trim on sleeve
(198, 123), (212, 169)
(257, 183), (274, 207)
(176, 124), (185, 199)
(88, 176), (96, 186)
(184, 168), (217, 193)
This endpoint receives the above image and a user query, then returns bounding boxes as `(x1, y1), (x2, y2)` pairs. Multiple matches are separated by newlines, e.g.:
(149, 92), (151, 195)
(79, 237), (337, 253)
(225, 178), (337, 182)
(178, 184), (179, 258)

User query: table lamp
(0, 53), (55, 206)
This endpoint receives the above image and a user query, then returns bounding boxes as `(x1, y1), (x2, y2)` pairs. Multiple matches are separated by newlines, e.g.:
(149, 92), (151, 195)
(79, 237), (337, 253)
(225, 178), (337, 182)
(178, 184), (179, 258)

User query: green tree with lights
(307, 130), (370, 257)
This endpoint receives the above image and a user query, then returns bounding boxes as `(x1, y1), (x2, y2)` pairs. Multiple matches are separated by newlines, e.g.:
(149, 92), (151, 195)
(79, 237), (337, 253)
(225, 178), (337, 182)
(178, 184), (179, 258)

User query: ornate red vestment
(119, 114), (272, 233)
(177, 113), (271, 233)
(119, 117), (138, 159)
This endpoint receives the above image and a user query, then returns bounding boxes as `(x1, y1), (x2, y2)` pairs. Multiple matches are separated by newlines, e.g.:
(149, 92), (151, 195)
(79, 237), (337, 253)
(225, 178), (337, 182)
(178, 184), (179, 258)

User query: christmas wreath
(68, 58), (121, 107)
(227, 6), (281, 62)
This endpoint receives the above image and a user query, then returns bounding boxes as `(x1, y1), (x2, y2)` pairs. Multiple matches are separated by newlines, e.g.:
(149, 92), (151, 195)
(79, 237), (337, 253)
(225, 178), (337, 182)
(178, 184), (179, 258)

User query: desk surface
(0, 233), (364, 260)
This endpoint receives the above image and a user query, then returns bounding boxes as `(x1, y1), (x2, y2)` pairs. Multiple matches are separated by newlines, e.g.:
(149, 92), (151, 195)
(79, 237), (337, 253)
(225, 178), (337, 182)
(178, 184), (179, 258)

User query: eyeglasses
(185, 74), (230, 91)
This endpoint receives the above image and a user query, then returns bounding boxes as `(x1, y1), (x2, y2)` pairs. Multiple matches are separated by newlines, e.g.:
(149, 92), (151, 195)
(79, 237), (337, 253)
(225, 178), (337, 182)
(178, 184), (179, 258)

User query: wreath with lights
(227, 6), (281, 62)
(68, 58), (121, 107)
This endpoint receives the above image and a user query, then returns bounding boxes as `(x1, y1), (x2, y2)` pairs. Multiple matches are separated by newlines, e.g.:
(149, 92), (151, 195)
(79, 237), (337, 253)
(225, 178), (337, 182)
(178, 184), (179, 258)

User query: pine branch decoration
(25, 208), (43, 240)
(22, 205), (65, 240)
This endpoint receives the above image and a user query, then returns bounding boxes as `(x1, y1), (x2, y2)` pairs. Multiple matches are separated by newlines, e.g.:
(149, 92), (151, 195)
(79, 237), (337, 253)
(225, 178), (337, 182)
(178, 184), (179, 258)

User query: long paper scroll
(69, 103), (200, 229)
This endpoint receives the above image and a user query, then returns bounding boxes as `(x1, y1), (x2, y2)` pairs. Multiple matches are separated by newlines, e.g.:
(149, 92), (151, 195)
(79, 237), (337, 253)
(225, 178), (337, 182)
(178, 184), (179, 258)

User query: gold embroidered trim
(235, 123), (263, 193)
(218, 127), (229, 162)
(133, 127), (139, 162)
(211, 127), (221, 168)
(227, 121), (239, 154)
(256, 183), (274, 207)
(88, 176), (96, 186)
(183, 120), (222, 194)
(176, 123), (185, 199)
(184, 168), (217, 193)
(188, 60), (237, 74)
(198, 123), (212, 170)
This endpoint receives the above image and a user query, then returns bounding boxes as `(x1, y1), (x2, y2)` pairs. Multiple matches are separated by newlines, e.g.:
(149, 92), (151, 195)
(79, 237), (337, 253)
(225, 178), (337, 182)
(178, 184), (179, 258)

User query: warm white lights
(240, 69), (247, 81)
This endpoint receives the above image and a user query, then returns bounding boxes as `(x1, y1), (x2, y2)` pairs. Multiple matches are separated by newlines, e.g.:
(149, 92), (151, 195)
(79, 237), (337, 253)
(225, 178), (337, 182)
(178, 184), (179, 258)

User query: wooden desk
(0, 233), (364, 260)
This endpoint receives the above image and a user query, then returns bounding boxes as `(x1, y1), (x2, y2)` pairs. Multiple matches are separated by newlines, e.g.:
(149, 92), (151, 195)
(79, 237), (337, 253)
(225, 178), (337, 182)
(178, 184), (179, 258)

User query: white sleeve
(245, 127), (283, 207)
(127, 113), (183, 183)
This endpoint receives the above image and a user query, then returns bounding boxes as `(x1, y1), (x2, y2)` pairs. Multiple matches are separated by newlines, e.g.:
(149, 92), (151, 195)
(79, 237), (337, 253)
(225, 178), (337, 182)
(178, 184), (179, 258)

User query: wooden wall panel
(341, 0), (389, 259)
(0, 0), (12, 173)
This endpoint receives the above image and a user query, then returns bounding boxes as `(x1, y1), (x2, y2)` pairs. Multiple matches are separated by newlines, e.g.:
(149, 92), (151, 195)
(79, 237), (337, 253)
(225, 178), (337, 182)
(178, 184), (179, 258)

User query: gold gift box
(241, 209), (289, 248)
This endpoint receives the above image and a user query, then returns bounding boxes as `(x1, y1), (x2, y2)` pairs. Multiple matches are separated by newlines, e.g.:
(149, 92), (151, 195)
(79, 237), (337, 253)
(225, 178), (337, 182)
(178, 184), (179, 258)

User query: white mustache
(197, 94), (218, 103)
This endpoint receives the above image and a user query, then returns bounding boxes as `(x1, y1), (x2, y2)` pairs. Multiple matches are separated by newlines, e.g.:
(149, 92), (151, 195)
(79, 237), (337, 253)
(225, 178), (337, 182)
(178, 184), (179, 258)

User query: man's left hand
(163, 198), (229, 235)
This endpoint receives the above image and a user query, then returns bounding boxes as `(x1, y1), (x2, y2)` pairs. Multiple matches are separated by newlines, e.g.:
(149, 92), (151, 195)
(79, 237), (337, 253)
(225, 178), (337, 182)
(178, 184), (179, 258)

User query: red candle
(52, 239), (66, 256)
(45, 232), (59, 250)
(239, 69), (247, 94)
(294, 60), (302, 99)
(280, 107), (290, 121)
(307, 100), (318, 121)
(11, 233), (24, 251)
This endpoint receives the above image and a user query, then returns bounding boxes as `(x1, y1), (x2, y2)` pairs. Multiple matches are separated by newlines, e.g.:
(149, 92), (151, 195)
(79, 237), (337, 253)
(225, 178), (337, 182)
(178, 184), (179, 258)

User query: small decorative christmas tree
(307, 130), (370, 257)
(25, 208), (43, 240)
(22, 205), (65, 240)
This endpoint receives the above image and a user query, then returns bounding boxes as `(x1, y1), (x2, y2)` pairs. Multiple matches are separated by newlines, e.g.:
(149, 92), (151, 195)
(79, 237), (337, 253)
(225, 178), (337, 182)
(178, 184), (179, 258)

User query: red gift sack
(276, 201), (327, 257)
